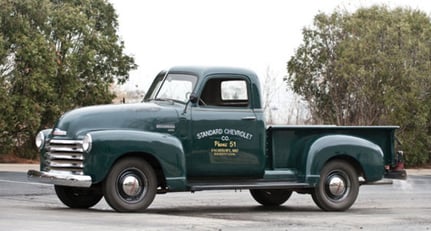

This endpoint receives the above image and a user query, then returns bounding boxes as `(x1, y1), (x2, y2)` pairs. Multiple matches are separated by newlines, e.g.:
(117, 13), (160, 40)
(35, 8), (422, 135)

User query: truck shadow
(42, 204), (370, 216)
(147, 205), (321, 215)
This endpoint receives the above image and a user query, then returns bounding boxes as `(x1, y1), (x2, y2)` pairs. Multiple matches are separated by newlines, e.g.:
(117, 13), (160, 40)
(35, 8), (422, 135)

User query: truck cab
(28, 66), (406, 212)
(142, 66), (267, 178)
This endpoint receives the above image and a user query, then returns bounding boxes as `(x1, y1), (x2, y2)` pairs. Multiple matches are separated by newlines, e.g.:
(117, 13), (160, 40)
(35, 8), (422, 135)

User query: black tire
(250, 189), (292, 206)
(54, 185), (103, 209)
(103, 158), (157, 212)
(311, 160), (359, 211)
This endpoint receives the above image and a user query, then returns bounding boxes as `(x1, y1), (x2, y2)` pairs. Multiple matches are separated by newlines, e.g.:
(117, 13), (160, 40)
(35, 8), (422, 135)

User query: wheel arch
(112, 152), (167, 190)
(305, 135), (385, 184)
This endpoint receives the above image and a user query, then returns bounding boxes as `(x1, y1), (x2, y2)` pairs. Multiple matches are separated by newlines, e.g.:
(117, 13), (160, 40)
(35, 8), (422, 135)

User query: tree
(261, 66), (311, 125)
(287, 6), (431, 166)
(0, 0), (136, 159)
(262, 66), (282, 124)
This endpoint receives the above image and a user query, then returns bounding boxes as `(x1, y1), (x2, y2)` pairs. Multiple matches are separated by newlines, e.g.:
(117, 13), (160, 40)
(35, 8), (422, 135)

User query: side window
(199, 78), (249, 107)
(221, 80), (248, 101)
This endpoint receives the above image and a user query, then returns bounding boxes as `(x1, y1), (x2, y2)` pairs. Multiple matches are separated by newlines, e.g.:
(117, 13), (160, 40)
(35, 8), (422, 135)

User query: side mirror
(189, 93), (198, 104)
(183, 93), (198, 115)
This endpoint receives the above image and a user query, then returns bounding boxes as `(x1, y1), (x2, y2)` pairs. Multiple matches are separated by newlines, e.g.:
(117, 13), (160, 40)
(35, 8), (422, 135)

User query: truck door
(188, 75), (265, 178)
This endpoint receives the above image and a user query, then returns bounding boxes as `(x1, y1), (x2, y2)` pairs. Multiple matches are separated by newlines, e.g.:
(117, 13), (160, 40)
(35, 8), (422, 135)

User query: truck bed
(266, 125), (399, 172)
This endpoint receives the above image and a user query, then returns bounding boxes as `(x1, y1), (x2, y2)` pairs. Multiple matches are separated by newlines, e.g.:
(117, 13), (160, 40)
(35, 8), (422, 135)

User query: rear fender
(305, 135), (384, 184)
(83, 130), (186, 190)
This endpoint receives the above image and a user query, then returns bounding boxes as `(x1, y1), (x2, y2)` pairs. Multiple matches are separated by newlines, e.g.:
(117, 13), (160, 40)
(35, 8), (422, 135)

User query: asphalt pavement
(0, 164), (40, 172)
(1, 163), (431, 231)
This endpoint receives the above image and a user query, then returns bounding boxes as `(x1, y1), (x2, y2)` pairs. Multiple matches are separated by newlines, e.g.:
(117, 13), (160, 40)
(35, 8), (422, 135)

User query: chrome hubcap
(121, 175), (142, 197)
(328, 175), (346, 197)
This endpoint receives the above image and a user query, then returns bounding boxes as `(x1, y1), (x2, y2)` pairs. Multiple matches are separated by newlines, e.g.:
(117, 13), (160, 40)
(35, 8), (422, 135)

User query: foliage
(0, 0), (136, 159)
(287, 6), (431, 166)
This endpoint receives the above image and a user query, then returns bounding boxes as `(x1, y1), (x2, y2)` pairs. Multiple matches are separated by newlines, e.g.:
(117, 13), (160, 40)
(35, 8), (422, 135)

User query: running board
(188, 181), (311, 192)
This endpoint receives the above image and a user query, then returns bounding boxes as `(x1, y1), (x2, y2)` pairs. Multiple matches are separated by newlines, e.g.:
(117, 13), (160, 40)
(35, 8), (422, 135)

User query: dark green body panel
(188, 107), (266, 178)
(186, 70), (265, 178)
(55, 102), (180, 138)
(268, 126), (398, 184)
(85, 130), (186, 190)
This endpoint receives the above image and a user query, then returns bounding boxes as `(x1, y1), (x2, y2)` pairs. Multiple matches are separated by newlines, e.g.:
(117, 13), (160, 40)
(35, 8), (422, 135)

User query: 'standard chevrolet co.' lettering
(196, 128), (223, 139)
(223, 128), (253, 140)
(196, 128), (253, 140)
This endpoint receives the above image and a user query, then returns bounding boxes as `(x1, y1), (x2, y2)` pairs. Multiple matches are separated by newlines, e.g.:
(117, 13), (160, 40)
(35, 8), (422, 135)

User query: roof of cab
(167, 66), (259, 80)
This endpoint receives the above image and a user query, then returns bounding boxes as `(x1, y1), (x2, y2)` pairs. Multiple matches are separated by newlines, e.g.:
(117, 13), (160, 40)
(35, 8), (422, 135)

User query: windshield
(146, 73), (198, 103)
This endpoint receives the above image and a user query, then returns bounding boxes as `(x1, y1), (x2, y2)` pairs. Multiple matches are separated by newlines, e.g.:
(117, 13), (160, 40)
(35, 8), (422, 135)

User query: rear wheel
(103, 158), (157, 212)
(311, 160), (359, 211)
(250, 189), (292, 206)
(55, 185), (103, 209)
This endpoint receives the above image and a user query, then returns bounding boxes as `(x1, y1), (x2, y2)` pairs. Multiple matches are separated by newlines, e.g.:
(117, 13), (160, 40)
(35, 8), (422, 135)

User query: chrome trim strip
(241, 116), (257, 120)
(27, 170), (92, 188)
(49, 147), (84, 152)
(50, 139), (83, 145)
(48, 161), (84, 168)
(48, 153), (84, 160)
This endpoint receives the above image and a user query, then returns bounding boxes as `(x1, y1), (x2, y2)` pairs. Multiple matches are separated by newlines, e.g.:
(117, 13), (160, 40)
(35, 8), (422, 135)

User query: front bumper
(27, 170), (92, 188)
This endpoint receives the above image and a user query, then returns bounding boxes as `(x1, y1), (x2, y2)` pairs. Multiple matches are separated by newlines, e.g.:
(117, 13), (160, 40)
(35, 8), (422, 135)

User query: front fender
(83, 130), (186, 190)
(305, 135), (384, 184)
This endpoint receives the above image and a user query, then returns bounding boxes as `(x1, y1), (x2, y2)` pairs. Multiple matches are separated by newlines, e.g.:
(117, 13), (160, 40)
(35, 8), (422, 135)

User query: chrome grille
(44, 139), (85, 175)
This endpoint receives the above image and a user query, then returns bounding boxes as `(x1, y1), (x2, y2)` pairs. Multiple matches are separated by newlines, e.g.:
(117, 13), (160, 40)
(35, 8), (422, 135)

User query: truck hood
(54, 103), (181, 138)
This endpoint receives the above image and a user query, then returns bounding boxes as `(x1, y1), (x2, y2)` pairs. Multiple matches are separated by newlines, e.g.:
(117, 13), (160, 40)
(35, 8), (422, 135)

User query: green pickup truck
(28, 66), (406, 212)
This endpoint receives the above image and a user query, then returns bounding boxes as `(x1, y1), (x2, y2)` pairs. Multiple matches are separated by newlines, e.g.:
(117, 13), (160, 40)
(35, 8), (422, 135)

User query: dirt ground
(0, 153), (39, 164)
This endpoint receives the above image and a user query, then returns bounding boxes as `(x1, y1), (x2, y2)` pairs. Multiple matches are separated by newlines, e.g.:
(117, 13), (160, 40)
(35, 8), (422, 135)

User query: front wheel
(250, 189), (292, 206)
(311, 160), (359, 211)
(103, 158), (157, 212)
(54, 185), (103, 209)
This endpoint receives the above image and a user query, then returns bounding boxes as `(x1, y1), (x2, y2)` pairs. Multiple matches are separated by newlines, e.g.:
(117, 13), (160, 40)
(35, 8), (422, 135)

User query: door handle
(241, 116), (257, 120)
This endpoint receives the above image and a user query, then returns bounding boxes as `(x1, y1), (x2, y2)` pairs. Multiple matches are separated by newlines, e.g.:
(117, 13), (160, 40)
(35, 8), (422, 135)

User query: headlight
(35, 131), (45, 150)
(82, 134), (92, 152)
